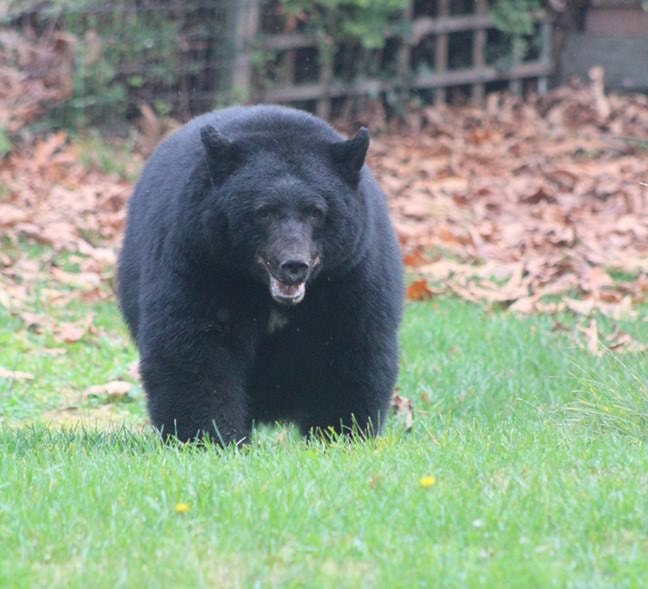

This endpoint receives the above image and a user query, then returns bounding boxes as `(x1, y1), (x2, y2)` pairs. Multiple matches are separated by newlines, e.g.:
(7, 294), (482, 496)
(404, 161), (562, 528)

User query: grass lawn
(1, 258), (648, 588)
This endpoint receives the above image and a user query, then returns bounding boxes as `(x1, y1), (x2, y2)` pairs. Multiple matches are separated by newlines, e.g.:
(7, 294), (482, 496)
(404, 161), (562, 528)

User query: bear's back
(155, 105), (341, 163)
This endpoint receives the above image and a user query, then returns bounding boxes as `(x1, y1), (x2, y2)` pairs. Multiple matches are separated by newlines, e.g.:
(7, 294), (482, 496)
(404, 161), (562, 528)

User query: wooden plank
(231, 0), (260, 99)
(262, 16), (501, 52)
(591, 0), (643, 7)
(262, 11), (551, 51)
(410, 11), (548, 44)
(261, 61), (554, 103)
(412, 62), (554, 89)
(262, 79), (383, 103)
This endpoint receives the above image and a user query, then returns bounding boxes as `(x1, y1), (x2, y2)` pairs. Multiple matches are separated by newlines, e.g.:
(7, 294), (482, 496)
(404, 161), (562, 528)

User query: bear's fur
(118, 105), (403, 444)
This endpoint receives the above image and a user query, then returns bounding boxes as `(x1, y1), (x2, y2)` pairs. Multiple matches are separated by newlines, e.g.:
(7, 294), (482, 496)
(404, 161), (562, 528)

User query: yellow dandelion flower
(175, 502), (190, 514)
(420, 475), (436, 488)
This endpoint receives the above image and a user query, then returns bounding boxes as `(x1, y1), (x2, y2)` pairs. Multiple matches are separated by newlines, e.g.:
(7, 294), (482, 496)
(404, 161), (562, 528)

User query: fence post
(472, 0), (487, 103)
(316, 59), (333, 120)
(434, 0), (449, 106)
(538, 18), (552, 94)
(232, 0), (261, 101)
(397, 0), (415, 105)
(509, 23), (525, 98)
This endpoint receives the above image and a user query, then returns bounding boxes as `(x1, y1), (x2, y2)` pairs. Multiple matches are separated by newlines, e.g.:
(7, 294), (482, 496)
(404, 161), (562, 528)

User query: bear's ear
(200, 125), (240, 184)
(330, 127), (370, 180)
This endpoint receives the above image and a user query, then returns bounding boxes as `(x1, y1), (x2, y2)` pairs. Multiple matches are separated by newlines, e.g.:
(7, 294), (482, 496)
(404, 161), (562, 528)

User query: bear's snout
(278, 258), (310, 285)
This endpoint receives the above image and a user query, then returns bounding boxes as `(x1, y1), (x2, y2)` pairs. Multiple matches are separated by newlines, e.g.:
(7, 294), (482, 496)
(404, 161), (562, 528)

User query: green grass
(1, 264), (648, 587)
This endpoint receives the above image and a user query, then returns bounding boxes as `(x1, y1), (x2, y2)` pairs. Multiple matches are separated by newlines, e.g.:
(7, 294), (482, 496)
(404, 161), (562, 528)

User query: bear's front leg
(298, 331), (399, 440)
(299, 381), (390, 440)
(140, 350), (250, 444)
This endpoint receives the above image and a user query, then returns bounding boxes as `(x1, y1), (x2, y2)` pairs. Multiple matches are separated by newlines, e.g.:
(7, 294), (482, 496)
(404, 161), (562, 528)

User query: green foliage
(489, 0), (541, 37)
(281, 0), (408, 60)
(2, 0), (549, 126)
(276, 0), (543, 64)
(488, 0), (542, 63)
(4, 0), (232, 129)
(49, 0), (184, 128)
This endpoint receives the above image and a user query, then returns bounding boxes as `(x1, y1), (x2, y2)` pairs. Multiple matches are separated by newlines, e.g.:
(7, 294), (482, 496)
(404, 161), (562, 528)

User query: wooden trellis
(233, 0), (554, 118)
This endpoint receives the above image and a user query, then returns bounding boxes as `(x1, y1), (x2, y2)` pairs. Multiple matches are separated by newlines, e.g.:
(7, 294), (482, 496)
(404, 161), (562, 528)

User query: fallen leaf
(565, 298), (596, 317)
(406, 279), (435, 302)
(509, 295), (539, 314)
(50, 267), (102, 291)
(0, 367), (34, 380)
(127, 360), (141, 381)
(83, 380), (133, 401)
(577, 318), (600, 356)
(42, 348), (67, 357)
(15, 312), (54, 333)
(55, 323), (87, 343)
(0, 204), (29, 226)
(391, 392), (413, 431)
(54, 314), (95, 343)
(402, 249), (430, 267)
(605, 329), (647, 354)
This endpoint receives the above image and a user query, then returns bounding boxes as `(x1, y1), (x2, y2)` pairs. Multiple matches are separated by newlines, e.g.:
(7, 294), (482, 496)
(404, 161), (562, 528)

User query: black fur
(118, 105), (403, 444)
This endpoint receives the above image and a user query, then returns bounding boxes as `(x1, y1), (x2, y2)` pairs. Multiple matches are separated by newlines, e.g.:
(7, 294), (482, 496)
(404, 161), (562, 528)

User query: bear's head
(199, 123), (370, 306)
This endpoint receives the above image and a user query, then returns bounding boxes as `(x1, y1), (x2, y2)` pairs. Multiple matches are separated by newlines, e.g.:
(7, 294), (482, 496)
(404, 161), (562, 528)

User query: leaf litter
(0, 67), (646, 383)
(368, 69), (648, 355)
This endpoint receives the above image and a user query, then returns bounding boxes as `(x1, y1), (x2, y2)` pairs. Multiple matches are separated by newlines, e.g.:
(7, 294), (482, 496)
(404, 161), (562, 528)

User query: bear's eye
(308, 207), (325, 222)
(254, 206), (272, 222)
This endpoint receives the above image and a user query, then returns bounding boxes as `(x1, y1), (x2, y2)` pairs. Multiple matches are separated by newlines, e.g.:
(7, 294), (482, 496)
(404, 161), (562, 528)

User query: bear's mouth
(257, 255), (320, 306)
(269, 276), (306, 305)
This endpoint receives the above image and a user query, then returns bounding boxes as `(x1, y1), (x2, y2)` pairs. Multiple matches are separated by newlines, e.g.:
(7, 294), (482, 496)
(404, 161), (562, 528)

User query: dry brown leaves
(0, 29), (75, 134)
(83, 380), (134, 402)
(571, 317), (647, 357)
(369, 69), (648, 327)
(0, 131), (130, 250)
(0, 130), (133, 312)
(1, 67), (646, 361)
(0, 366), (34, 380)
(391, 391), (413, 432)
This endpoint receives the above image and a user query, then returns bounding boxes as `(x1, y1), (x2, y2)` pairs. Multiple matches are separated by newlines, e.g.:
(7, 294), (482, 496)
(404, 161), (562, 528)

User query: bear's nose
(278, 259), (310, 285)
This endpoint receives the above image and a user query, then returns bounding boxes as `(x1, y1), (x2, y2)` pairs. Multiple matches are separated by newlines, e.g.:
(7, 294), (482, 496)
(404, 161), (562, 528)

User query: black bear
(118, 105), (403, 444)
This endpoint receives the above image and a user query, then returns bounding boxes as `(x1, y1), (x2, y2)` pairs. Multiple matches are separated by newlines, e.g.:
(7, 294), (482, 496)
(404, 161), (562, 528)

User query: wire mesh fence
(0, 0), (243, 133)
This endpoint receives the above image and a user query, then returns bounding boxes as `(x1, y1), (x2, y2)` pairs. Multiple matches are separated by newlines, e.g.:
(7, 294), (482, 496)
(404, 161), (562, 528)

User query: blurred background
(1, 0), (646, 141)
